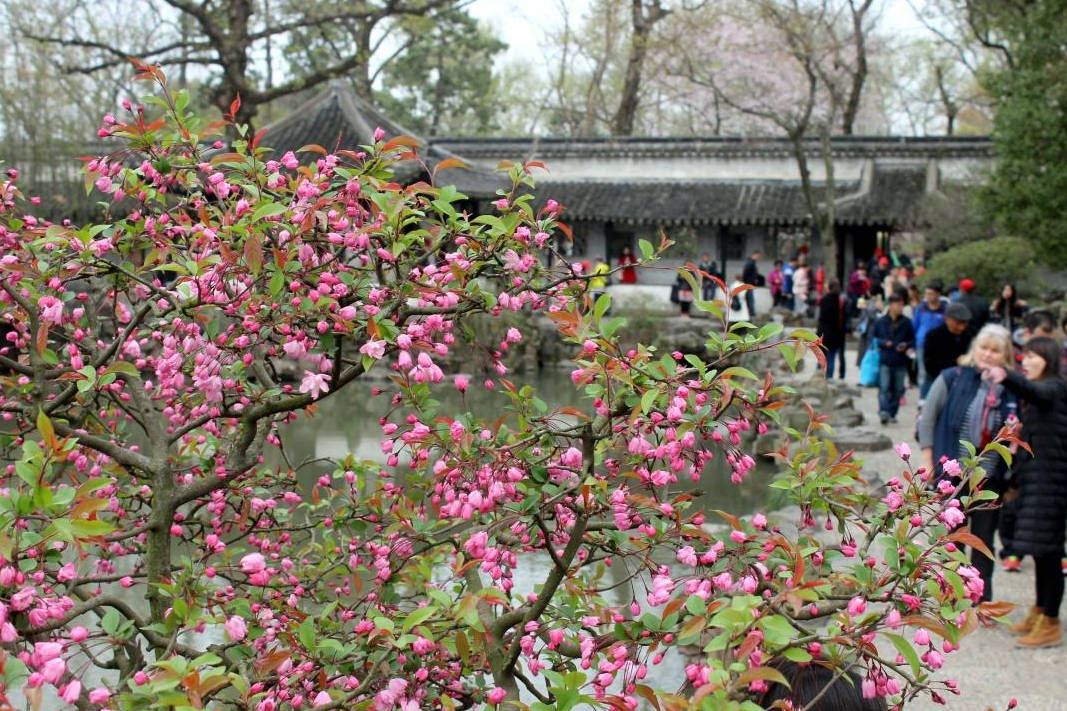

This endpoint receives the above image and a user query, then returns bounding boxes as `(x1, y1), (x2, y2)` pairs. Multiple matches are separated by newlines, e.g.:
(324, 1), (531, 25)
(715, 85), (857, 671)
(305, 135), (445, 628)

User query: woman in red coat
(618, 246), (638, 284)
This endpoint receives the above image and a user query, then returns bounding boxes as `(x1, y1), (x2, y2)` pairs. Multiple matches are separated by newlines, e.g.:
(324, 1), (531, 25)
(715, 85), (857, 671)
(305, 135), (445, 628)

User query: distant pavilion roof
(433, 135), (993, 161)
(260, 85), (988, 228)
(523, 162), (932, 228)
(430, 136), (975, 228)
(258, 82), (505, 198)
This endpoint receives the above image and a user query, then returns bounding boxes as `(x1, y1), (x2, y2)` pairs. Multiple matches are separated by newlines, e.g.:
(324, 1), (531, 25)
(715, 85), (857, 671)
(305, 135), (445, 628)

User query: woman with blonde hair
(918, 324), (1018, 602)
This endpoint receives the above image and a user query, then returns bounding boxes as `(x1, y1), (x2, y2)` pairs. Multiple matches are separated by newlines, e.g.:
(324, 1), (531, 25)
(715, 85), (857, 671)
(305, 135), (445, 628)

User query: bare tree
(905, 0), (1015, 74)
(839, 0), (876, 134)
(883, 35), (992, 135)
(17, 0), (458, 128)
(668, 0), (883, 277)
(612, 0), (670, 135)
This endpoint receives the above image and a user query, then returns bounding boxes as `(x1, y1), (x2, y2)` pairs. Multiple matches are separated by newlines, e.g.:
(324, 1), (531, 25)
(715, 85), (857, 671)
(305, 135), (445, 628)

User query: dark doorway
(606, 222), (635, 261)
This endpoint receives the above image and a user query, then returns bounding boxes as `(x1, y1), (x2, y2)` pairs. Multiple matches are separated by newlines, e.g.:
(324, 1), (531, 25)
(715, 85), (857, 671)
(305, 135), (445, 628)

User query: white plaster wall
(938, 158), (993, 182)
(536, 155), (871, 182)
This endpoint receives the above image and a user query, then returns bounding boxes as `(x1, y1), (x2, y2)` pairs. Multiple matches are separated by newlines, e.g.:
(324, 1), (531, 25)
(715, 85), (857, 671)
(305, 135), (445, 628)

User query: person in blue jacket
(912, 278), (947, 402)
(872, 291), (915, 425)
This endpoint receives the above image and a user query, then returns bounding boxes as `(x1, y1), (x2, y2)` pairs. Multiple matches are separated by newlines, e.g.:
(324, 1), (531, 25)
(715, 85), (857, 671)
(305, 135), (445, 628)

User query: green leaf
(984, 441), (1013, 466)
(70, 519), (116, 538)
(3, 657), (28, 686)
(594, 292), (612, 322)
(269, 269), (285, 298)
(777, 342), (800, 371)
(641, 389), (659, 414)
(781, 647), (813, 663)
(101, 608), (121, 636)
(251, 202), (287, 222)
(720, 366), (759, 381)
(191, 653), (223, 668)
(638, 238), (654, 260)
(757, 615), (795, 644)
(758, 322), (784, 341)
(15, 461), (38, 488)
(885, 631), (923, 679)
(298, 617), (315, 649)
(402, 605), (436, 632)
(103, 361), (140, 377)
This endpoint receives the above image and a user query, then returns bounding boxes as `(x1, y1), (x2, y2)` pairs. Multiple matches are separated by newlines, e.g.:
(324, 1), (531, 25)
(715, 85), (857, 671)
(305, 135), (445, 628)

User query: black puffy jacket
(1002, 370), (1067, 557)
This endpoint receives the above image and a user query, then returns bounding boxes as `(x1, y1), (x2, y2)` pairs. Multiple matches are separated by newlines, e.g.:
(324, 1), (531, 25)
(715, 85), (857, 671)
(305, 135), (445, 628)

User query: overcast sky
(467, 0), (931, 64)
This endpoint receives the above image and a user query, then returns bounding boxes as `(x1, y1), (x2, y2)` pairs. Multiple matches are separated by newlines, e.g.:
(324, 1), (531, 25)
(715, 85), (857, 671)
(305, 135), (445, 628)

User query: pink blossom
(676, 546), (698, 566)
(224, 615), (247, 641)
(283, 340), (307, 359)
(38, 295), (64, 325)
(41, 656), (66, 684)
(487, 687), (507, 705)
(885, 609), (902, 628)
(60, 679), (81, 703)
(560, 447), (582, 468)
(941, 459), (961, 477)
(34, 641), (63, 662)
(939, 507), (966, 530)
(883, 491), (904, 512)
(281, 151), (300, 169)
(313, 690), (332, 707)
(359, 339), (387, 359)
(893, 441), (911, 460)
(846, 596), (866, 616)
(88, 688), (111, 704)
(454, 374), (469, 392)
(240, 552), (266, 574)
(299, 370), (331, 398)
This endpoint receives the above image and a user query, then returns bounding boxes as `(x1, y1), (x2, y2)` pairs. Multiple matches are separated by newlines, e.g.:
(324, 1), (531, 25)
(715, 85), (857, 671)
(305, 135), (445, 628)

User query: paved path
(834, 346), (1066, 711)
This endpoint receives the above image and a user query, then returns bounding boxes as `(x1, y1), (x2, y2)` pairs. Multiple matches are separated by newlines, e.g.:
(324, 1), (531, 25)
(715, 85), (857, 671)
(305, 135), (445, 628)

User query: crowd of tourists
(828, 256), (1067, 651)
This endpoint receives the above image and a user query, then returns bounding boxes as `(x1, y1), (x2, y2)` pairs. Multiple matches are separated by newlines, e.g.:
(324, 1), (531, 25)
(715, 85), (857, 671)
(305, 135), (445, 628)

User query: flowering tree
(662, 0), (883, 278)
(0, 66), (1010, 711)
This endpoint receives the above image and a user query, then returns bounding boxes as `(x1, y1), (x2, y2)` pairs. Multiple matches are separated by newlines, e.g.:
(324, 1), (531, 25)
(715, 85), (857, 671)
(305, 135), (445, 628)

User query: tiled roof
(534, 163), (929, 227)
(258, 83), (505, 198)
(434, 135), (993, 161)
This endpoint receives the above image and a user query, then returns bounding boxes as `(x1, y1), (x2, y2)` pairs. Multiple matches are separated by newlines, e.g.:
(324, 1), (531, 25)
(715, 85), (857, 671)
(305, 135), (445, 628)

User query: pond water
(275, 366), (780, 516)
(269, 365), (784, 699)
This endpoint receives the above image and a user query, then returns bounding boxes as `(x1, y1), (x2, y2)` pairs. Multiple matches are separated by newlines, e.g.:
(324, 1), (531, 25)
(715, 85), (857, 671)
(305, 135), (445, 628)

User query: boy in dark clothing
(742, 251), (762, 317)
(922, 302), (973, 383)
(872, 292), (915, 424)
(957, 278), (990, 330)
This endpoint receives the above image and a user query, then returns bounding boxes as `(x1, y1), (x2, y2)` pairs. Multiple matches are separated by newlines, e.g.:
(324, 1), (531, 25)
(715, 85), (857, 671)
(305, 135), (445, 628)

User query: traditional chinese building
(257, 82), (993, 285)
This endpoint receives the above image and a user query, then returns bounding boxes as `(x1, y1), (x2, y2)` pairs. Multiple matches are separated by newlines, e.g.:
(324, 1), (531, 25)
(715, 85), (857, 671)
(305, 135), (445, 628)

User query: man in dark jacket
(957, 278), (990, 330)
(817, 278), (848, 379)
(872, 292), (916, 424)
(922, 302), (973, 384)
(742, 250), (762, 317)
